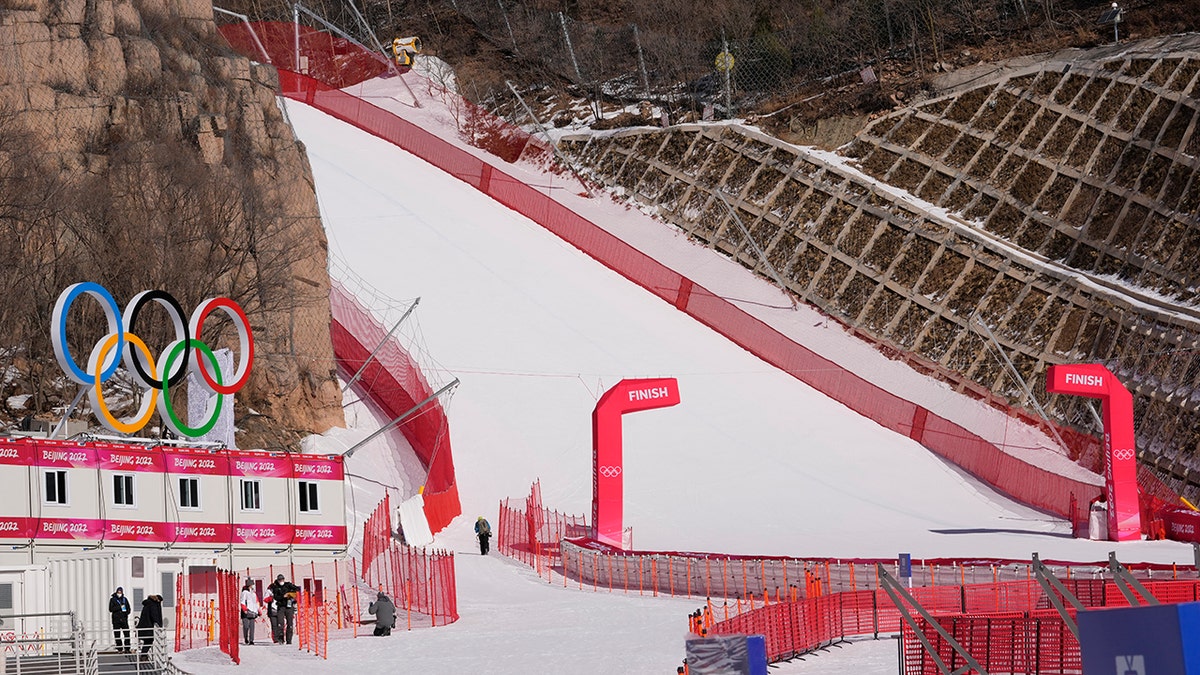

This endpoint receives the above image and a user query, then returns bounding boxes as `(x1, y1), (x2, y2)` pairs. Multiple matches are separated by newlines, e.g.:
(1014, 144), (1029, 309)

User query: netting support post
(1107, 551), (1159, 606)
(1031, 552), (1084, 641)
(876, 564), (989, 675)
(714, 192), (797, 310)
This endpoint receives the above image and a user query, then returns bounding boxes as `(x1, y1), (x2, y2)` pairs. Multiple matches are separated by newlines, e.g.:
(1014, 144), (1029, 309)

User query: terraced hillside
(560, 35), (1200, 499)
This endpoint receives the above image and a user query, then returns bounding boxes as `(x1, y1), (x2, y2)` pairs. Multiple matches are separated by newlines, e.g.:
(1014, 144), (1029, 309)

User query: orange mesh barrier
(359, 497), (459, 626)
(175, 568), (239, 664)
(497, 480), (589, 580)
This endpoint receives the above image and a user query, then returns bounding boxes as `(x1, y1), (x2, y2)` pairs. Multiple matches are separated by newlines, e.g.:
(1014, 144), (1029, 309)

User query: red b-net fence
(218, 21), (388, 88)
(360, 496), (459, 627)
(175, 568), (240, 665)
(329, 280), (460, 533)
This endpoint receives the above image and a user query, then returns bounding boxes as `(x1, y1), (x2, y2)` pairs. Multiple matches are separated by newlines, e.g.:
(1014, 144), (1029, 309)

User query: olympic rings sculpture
(51, 282), (254, 438)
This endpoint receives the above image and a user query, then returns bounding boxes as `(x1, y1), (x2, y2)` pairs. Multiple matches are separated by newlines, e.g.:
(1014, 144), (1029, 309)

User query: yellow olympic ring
(89, 333), (159, 434)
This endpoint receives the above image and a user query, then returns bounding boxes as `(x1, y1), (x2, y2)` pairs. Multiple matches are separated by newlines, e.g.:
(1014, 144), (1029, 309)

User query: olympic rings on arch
(51, 282), (254, 438)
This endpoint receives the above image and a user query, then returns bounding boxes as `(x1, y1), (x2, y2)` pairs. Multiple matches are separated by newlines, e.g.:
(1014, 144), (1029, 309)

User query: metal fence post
(497, 0), (518, 53)
(632, 24), (649, 97)
(559, 12), (583, 82)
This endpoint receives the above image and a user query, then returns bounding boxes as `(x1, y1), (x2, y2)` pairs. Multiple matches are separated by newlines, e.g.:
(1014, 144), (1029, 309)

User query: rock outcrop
(0, 0), (344, 448)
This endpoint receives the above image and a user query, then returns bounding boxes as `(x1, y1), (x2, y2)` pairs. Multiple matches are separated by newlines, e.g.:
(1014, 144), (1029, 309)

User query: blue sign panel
(1079, 603), (1197, 675)
(899, 553), (912, 578)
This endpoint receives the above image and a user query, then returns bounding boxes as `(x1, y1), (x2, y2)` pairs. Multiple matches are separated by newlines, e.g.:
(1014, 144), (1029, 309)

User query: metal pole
(506, 80), (594, 197)
(341, 298), (420, 393)
(714, 192), (797, 309)
(1031, 553), (1084, 641)
(293, 3), (300, 72)
(559, 12), (583, 82)
(342, 379), (459, 460)
(632, 24), (649, 98)
(498, 0), (518, 54)
(722, 32), (732, 117)
(972, 316), (1081, 449)
(213, 7), (273, 64)
(877, 565), (991, 675)
(50, 388), (88, 439)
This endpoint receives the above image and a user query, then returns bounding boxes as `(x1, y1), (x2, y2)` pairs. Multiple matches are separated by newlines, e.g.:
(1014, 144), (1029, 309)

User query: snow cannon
(390, 36), (422, 68)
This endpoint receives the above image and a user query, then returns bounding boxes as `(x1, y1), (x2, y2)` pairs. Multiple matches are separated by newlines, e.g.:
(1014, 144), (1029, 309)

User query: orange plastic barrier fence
(360, 496), (459, 626)
(175, 567), (239, 665)
(497, 480), (589, 580)
(330, 281), (460, 533)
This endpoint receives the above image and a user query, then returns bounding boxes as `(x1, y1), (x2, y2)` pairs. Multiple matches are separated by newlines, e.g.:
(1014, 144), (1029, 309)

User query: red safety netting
(175, 567), (239, 665)
(329, 281), (460, 533)
(359, 496), (459, 627)
(217, 21), (388, 88)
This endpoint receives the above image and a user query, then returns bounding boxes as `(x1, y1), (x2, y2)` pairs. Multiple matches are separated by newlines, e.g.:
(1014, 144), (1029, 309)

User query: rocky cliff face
(0, 0), (344, 448)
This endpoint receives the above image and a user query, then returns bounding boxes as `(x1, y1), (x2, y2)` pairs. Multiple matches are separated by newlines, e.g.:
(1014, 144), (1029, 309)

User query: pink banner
(168, 522), (233, 544)
(0, 443), (34, 466)
(232, 524), (293, 544)
(37, 518), (105, 540)
(292, 456), (345, 481)
(105, 519), (169, 541)
(293, 525), (347, 546)
(35, 445), (96, 468)
(592, 378), (681, 548)
(1046, 364), (1140, 541)
(0, 516), (33, 539)
(162, 449), (228, 476)
(1163, 509), (1200, 543)
(98, 447), (165, 473)
(228, 455), (291, 478)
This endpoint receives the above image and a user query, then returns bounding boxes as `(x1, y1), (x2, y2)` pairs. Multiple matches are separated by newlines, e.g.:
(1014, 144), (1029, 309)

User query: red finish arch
(1046, 364), (1140, 541)
(592, 378), (681, 547)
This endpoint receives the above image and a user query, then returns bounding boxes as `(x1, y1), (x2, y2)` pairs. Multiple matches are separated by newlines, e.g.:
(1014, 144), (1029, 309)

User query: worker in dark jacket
(474, 516), (492, 555)
(108, 586), (131, 653)
(267, 574), (300, 644)
(136, 594), (164, 655)
(368, 591), (396, 636)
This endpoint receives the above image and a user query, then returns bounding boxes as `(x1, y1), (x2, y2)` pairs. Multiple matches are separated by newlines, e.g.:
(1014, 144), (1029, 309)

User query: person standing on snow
(240, 579), (261, 645)
(108, 586), (131, 653)
(267, 574), (300, 644)
(368, 591), (396, 636)
(474, 516), (492, 555)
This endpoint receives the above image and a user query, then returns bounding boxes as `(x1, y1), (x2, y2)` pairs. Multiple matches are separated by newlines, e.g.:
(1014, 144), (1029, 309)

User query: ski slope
(178, 84), (1197, 675)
